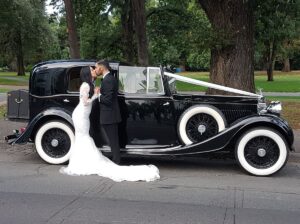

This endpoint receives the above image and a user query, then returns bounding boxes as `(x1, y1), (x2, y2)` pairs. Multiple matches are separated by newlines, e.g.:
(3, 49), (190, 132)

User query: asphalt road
(1, 119), (300, 224)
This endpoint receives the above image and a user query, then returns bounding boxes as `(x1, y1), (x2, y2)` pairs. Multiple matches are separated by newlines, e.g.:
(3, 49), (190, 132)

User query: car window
(118, 66), (164, 95)
(147, 68), (164, 94)
(31, 68), (66, 96)
(67, 67), (82, 92)
(119, 66), (147, 94)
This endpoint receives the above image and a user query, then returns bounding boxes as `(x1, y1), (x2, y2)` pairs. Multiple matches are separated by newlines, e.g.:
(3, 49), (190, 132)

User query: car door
(118, 66), (178, 148)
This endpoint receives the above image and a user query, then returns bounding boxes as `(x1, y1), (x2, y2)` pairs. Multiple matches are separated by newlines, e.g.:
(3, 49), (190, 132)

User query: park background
(0, 0), (300, 128)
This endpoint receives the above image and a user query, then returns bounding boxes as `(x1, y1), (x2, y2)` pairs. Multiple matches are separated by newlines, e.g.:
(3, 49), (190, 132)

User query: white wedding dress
(60, 82), (160, 182)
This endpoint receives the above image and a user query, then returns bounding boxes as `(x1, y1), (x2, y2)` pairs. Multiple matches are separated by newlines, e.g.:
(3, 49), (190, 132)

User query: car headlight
(267, 101), (282, 115)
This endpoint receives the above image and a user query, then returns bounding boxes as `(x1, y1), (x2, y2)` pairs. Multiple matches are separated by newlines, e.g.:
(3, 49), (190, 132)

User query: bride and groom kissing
(60, 60), (160, 182)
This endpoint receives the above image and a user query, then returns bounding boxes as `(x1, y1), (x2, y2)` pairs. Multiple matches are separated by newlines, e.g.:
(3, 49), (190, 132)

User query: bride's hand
(94, 87), (100, 94)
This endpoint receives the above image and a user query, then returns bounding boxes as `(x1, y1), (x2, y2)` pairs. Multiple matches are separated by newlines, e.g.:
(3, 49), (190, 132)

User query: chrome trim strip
(125, 145), (172, 149)
(30, 93), (78, 98)
(101, 145), (182, 153)
(100, 145), (222, 155)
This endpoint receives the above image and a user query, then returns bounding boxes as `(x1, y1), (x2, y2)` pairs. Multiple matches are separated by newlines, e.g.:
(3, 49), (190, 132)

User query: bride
(60, 67), (160, 182)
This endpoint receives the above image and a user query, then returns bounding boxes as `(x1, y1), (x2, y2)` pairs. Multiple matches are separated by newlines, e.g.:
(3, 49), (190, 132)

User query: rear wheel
(235, 128), (289, 176)
(35, 121), (74, 164)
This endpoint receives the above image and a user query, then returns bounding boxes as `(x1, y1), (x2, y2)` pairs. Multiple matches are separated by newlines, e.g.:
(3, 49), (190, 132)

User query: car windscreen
(118, 66), (164, 95)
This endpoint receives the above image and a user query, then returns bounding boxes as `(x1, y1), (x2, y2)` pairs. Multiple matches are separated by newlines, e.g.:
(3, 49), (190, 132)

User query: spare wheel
(178, 105), (226, 145)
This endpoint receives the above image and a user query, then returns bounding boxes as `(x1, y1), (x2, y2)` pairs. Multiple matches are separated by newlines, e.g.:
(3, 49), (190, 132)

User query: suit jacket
(99, 72), (122, 124)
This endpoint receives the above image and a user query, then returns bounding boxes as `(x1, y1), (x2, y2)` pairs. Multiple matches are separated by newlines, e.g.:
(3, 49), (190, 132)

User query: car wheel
(178, 105), (226, 145)
(235, 128), (289, 176)
(35, 121), (74, 164)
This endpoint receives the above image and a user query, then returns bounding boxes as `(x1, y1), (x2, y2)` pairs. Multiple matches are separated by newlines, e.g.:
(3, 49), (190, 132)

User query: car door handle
(63, 99), (70, 103)
(163, 102), (170, 106)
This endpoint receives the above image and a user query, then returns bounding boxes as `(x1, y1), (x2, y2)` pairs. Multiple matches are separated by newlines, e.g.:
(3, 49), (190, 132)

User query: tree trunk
(282, 58), (290, 72)
(131, 0), (149, 66)
(121, 0), (135, 64)
(64, 0), (80, 59)
(198, 0), (255, 94)
(266, 62), (274, 81)
(265, 40), (276, 81)
(16, 32), (25, 76)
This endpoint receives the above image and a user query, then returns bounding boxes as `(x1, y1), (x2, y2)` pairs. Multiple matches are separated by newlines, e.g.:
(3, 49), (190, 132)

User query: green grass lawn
(0, 88), (11, 93)
(264, 97), (300, 128)
(281, 101), (300, 129)
(265, 96), (300, 102)
(177, 71), (300, 92)
(0, 105), (6, 118)
(0, 72), (29, 86)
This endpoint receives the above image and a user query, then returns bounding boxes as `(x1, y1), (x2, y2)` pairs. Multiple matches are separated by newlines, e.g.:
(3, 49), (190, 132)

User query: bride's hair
(80, 67), (94, 98)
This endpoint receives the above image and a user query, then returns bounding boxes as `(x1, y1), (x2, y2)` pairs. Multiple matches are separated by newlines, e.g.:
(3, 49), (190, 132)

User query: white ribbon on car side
(164, 72), (262, 98)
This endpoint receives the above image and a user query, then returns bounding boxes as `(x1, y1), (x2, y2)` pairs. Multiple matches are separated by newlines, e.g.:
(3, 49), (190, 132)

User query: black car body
(6, 60), (294, 176)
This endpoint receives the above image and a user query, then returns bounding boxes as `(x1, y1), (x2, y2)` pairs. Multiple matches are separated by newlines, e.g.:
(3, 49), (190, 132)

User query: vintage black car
(6, 60), (294, 176)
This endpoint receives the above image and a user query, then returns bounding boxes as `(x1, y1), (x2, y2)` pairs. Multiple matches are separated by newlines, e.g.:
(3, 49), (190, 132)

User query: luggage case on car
(7, 89), (29, 119)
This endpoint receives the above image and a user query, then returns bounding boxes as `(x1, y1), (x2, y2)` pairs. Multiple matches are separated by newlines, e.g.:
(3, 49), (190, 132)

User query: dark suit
(99, 72), (122, 164)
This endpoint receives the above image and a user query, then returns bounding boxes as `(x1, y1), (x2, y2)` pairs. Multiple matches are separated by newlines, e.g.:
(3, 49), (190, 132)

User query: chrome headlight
(267, 101), (282, 115)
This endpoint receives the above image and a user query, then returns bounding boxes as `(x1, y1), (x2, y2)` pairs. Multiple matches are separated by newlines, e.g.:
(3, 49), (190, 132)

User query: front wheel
(35, 121), (74, 164)
(235, 128), (289, 176)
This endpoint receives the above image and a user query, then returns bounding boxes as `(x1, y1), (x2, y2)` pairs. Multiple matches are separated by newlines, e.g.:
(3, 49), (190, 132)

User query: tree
(131, 0), (149, 66)
(0, 0), (52, 75)
(147, 0), (211, 70)
(63, 0), (80, 58)
(120, 0), (135, 64)
(255, 0), (300, 80)
(198, 0), (255, 93)
(147, 1), (190, 67)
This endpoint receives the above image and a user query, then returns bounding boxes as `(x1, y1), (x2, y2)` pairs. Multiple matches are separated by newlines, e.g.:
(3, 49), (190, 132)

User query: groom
(94, 60), (122, 164)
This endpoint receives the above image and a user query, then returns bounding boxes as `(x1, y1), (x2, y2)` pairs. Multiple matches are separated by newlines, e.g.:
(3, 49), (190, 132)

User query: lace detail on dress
(80, 82), (98, 106)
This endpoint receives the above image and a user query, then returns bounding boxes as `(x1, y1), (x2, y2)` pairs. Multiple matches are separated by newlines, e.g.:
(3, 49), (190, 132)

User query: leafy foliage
(0, 0), (55, 69)
(2, 0), (300, 77)
(255, 0), (300, 71)
(147, 0), (212, 69)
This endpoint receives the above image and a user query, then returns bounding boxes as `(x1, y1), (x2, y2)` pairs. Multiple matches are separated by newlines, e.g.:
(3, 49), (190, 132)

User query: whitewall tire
(178, 105), (226, 145)
(235, 128), (288, 176)
(35, 121), (74, 164)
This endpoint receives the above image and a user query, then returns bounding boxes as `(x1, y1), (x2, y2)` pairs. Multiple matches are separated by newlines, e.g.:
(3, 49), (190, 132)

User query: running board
(100, 145), (182, 154)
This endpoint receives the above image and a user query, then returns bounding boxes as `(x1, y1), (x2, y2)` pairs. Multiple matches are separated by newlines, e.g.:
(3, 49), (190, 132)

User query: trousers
(102, 123), (120, 164)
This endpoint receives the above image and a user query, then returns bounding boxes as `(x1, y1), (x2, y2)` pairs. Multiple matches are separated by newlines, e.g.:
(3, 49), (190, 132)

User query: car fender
(13, 108), (73, 144)
(230, 114), (294, 149)
(154, 114), (294, 155)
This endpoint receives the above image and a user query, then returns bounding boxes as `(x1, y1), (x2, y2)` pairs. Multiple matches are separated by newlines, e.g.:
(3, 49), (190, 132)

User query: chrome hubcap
(257, 148), (266, 157)
(198, 125), (206, 135)
(51, 139), (59, 147)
